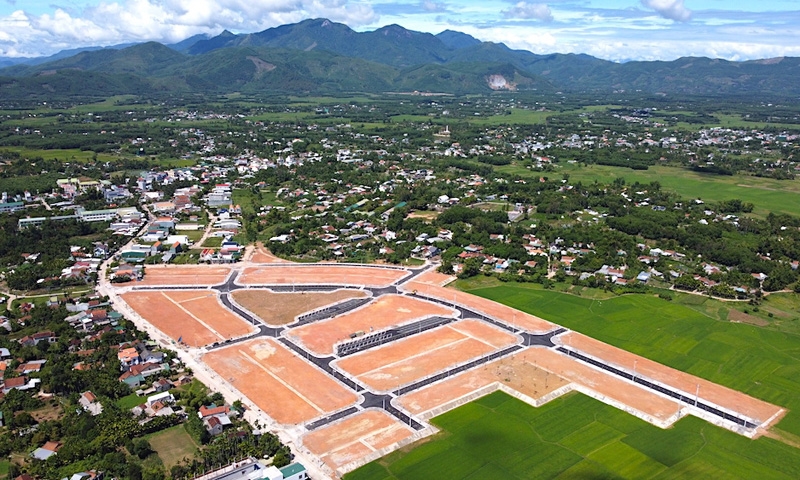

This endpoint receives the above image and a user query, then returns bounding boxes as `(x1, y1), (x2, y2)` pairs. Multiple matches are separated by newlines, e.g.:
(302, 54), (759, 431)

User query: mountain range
(2, 18), (800, 98)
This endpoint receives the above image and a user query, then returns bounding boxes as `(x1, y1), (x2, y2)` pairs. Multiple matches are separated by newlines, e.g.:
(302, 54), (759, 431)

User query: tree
(438, 260), (454, 275)
(132, 438), (153, 459)
(674, 275), (702, 291)
(458, 257), (483, 279)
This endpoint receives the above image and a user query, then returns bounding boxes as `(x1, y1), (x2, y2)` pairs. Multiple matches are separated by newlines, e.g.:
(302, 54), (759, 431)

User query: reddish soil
(135, 265), (231, 286)
(238, 265), (408, 288)
(232, 289), (368, 326)
(411, 270), (456, 287)
(398, 348), (570, 415)
(404, 281), (556, 333)
(334, 319), (519, 392)
(533, 347), (682, 422)
(120, 290), (249, 347)
(164, 290), (255, 339)
(559, 332), (783, 424)
(250, 244), (293, 264)
(203, 338), (359, 425)
(287, 295), (455, 356)
(302, 409), (415, 473)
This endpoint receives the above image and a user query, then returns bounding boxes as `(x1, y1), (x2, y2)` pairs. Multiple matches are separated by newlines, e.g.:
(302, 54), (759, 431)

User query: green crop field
(115, 393), (147, 410)
(347, 391), (800, 479)
(146, 424), (199, 468)
(496, 163), (800, 217)
(459, 282), (800, 437)
(0, 147), (118, 163)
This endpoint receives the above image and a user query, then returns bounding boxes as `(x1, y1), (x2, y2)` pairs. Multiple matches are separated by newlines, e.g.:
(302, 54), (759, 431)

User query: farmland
(347, 391), (800, 479)
(497, 162), (800, 217)
(146, 425), (199, 468)
(459, 281), (800, 437)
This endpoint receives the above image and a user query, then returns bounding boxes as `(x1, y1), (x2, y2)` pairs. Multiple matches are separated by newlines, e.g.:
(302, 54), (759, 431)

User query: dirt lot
(120, 290), (254, 347)
(302, 409), (415, 473)
(558, 332), (783, 424)
(536, 347), (682, 422)
(287, 295), (456, 356)
(203, 338), (359, 425)
(397, 347), (570, 416)
(135, 265), (231, 286)
(728, 309), (769, 326)
(250, 244), (293, 264)
(410, 269), (456, 287)
(404, 281), (556, 333)
(334, 319), (519, 392)
(238, 265), (408, 288)
(231, 289), (368, 326)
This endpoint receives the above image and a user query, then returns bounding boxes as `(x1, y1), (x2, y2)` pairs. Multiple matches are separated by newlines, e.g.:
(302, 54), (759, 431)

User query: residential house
(128, 361), (167, 379)
(79, 391), (104, 416)
(280, 463), (309, 480)
(152, 378), (173, 393)
(16, 360), (46, 374)
(31, 441), (61, 461)
(139, 347), (165, 364)
(204, 415), (228, 436)
(199, 404), (232, 435)
(147, 391), (175, 407)
(66, 470), (104, 480)
(118, 347), (140, 368)
(18, 331), (57, 347)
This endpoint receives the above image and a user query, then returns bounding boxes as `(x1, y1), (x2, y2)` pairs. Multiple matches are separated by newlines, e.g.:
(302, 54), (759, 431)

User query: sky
(1, 0), (799, 62)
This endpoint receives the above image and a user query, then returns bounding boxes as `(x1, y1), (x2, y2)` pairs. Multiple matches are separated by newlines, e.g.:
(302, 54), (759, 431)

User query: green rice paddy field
(347, 391), (800, 480)
(464, 284), (800, 436)
(496, 163), (800, 218)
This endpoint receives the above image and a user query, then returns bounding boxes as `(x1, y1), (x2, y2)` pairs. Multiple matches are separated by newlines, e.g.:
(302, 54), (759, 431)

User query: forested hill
(2, 18), (800, 97)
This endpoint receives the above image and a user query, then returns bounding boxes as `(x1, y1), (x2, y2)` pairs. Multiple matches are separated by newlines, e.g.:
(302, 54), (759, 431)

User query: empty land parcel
(231, 289), (369, 326)
(119, 290), (255, 347)
(347, 391), (800, 480)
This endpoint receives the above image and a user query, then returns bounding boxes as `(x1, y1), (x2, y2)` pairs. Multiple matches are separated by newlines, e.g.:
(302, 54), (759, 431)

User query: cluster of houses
(116, 341), (172, 388)
(0, 332), (47, 394)
(194, 457), (308, 480)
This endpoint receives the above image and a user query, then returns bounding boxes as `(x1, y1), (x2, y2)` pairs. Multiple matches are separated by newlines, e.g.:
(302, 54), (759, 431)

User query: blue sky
(1, 0), (799, 61)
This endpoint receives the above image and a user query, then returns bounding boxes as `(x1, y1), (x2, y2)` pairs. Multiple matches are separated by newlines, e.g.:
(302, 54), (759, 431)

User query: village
(1, 96), (800, 479)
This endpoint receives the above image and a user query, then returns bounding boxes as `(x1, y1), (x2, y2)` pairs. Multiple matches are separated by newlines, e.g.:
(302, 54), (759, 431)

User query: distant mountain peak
(436, 30), (482, 50)
(378, 24), (413, 38)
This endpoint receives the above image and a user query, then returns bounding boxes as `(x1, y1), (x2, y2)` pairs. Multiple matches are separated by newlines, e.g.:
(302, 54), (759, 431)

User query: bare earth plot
(558, 332), (784, 425)
(409, 269), (456, 287)
(397, 347), (571, 416)
(250, 244), (293, 264)
(302, 410), (415, 473)
(238, 265), (408, 288)
(404, 280), (556, 333)
(533, 347), (683, 424)
(232, 289), (369, 326)
(120, 290), (254, 347)
(334, 319), (519, 393)
(135, 265), (231, 286)
(203, 338), (360, 425)
(287, 295), (456, 356)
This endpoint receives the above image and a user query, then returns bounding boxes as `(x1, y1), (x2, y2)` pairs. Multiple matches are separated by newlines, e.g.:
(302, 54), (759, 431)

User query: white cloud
(502, 2), (553, 22)
(421, 0), (446, 12)
(641, 0), (691, 22)
(0, 0), (377, 57)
